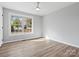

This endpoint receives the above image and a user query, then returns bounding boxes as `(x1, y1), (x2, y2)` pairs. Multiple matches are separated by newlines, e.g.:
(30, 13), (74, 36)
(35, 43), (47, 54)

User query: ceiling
(0, 2), (75, 16)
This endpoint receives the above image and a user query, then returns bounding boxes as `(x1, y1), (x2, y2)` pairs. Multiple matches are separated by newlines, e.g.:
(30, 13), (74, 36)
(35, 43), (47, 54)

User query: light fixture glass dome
(36, 7), (40, 11)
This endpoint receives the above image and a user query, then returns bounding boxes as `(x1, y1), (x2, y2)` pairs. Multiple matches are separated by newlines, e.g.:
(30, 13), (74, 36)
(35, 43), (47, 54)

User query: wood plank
(0, 38), (79, 57)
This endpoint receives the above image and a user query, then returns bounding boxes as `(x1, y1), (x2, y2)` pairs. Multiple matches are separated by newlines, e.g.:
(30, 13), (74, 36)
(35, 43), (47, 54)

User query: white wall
(43, 3), (79, 47)
(3, 8), (43, 43)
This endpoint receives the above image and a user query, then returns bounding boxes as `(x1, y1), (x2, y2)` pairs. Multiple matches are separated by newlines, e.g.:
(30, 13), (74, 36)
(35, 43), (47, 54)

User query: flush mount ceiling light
(36, 2), (40, 11)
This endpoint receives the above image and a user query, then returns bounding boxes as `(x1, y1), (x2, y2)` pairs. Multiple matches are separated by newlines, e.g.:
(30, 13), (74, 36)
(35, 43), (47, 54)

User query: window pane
(10, 15), (32, 34)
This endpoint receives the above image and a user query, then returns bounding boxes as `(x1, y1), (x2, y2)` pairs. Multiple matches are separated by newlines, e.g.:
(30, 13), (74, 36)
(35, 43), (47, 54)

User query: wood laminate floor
(0, 38), (79, 57)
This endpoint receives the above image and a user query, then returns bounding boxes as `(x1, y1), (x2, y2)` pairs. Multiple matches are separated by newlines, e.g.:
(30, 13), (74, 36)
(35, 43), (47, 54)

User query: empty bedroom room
(0, 2), (79, 57)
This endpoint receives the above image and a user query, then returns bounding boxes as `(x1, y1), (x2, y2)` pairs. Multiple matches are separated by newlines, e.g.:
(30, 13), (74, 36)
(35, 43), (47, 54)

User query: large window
(9, 13), (33, 35)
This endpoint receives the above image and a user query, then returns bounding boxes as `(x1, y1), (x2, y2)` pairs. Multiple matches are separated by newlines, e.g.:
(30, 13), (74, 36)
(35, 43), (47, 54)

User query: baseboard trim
(48, 39), (79, 48)
(3, 37), (43, 44)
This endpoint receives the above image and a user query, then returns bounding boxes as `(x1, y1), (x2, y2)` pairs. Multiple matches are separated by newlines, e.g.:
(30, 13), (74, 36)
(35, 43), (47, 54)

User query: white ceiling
(0, 2), (75, 16)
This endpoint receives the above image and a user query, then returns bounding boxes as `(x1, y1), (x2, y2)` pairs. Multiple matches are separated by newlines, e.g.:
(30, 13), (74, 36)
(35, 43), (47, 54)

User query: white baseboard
(3, 37), (43, 44)
(3, 39), (25, 44)
(47, 38), (79, 48)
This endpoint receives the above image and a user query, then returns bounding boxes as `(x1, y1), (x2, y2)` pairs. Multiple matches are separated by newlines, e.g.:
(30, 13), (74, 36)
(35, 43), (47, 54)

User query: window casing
(8, 13), (33, 36)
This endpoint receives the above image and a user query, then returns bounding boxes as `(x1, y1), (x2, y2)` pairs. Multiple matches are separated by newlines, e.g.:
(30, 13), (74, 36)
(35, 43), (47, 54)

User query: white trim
(46, 37), (79, 48)
(0, 6), (3, 47)
(3, 38), (27, 44)
(3, 37), (42, 44)
(8, 13), (34, 36)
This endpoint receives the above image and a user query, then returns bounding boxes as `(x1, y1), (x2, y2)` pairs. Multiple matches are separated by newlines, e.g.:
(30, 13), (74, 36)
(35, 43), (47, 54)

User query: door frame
(0, 6), (3, 47)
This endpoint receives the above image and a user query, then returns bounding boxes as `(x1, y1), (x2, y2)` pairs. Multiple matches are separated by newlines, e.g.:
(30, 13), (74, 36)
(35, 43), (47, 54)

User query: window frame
(8, 13), (33, 36)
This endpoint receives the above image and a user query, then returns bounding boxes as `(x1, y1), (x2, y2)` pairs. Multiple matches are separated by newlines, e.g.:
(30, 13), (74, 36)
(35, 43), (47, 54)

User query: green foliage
(27, 19), (32, 28)
(12, 18), (20, 28)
